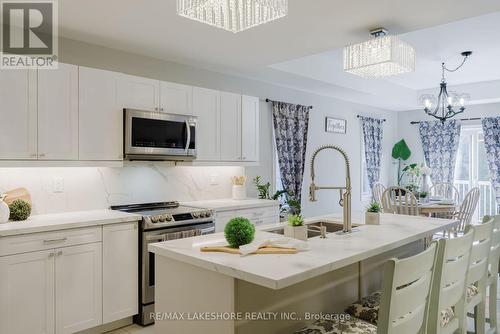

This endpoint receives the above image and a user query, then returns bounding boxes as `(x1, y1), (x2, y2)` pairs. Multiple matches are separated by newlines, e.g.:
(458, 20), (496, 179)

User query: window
(454, 126), (498, 221)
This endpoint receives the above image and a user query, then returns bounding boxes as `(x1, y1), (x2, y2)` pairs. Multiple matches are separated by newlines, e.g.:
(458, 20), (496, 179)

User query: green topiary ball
(9, 199), (31, 221)
(224, 217), (255, 248)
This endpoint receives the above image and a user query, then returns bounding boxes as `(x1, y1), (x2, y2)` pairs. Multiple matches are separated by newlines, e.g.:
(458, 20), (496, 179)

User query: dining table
(419, 202), (457, 217)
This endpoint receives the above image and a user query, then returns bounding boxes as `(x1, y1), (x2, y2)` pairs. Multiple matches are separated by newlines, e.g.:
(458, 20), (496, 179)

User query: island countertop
(148, 213), (456, 290)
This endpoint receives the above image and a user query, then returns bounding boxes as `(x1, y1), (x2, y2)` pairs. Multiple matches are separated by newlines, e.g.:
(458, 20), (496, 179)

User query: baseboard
(75, 317), (133, 334)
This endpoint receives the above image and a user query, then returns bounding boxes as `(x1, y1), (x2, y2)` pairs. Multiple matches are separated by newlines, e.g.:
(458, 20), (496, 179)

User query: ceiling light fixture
(419, 51), (472, 122)
(176, 0), (288, 33)
(343, 28), (415, 78)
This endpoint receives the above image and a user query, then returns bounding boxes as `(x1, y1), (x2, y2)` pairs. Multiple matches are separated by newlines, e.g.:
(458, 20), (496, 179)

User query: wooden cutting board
(201, 245), (297, 255)
(1, 187), (32, 205)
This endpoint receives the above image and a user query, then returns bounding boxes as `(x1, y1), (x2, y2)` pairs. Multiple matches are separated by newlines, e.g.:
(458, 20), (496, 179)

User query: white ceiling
(58, 0), (500, 111)
(272, 12), (500, 90)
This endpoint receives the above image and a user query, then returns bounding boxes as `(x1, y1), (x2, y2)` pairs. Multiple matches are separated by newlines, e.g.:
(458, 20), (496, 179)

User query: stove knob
(159, 215), (166, 222)
(200, 212), (207, 218)
(166, 215), (173, 221)
(206, 210), (212, 217)
(192, 212), (199, 218)
(151, 216), (159, 223)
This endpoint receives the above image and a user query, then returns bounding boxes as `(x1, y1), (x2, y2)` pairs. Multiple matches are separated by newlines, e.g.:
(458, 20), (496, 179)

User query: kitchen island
(149, 213), (456, 334)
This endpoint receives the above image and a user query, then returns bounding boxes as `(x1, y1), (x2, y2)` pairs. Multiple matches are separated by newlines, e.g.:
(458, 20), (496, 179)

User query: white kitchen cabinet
(193, 87), (221, 161)
(102, 222), (138, 323)
(38, 63), (79, 160)
(0, 250), (55, 334)
(79, 66), (123, 161)
(55, 243), (102, 334)
(160, 81), (193, 115)
(118, 74), (159, 112)
(241, 95), (259, 162)
(0, 69), (37, 160)
(220, 92), (242, 161)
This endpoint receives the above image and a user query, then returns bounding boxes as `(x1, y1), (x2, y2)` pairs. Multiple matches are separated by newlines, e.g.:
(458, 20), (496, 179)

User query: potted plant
(253, 176), (301, 217)
(284, 214), (307, 241)
(365, 201), (382, 225)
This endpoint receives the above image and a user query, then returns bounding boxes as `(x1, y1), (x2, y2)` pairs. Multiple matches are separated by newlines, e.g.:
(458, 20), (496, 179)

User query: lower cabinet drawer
(0, 226), (102, 256)
(238, 206), (279, 220)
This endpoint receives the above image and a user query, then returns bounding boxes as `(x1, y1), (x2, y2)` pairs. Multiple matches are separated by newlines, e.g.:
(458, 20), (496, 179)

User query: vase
(232, 185), (247, 200)
(365, 212), (380, 225)
(0, 200), (10, 223)
(284, 225), (307, 241)
(421, 175), (430, 203)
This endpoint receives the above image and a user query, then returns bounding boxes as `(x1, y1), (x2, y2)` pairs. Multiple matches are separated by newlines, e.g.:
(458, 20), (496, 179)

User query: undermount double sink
(268, 221), (359, 238)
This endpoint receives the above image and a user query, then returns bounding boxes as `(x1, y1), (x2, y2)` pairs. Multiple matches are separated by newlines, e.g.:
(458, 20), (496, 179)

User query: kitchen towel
(239, 237), (309, 256)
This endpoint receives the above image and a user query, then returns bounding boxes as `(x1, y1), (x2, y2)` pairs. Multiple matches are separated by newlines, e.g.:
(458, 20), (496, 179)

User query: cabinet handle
(242, 156), (247, 160)
(39, 153), (46, 158)
(48, 252), (54, 257)
(154, 107), (159, 111)
(56, 250), (63, 256)
(31, 153), (37, 158)
(43, 237), (67, 244)
(160, 108), (164, 111)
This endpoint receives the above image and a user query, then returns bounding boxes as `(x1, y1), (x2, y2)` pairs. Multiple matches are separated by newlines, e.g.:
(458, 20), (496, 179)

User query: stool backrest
(426, 229), (474, 334)
(378, 242), (437, 334)
(488, 215), (500, 279)
(465, 218), (494, 301)
(381, 186), (419, 216)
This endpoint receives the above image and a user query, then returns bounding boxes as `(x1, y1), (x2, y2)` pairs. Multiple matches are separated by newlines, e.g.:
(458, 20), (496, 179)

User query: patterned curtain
(481, 116), (500, 212)
(359, 116), (384, 190)
(419, 120), (461, 183)
(272, 102), (310, 205)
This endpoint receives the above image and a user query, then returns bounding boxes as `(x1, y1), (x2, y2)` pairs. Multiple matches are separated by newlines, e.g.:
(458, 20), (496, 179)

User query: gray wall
(59, 38), (399, 217)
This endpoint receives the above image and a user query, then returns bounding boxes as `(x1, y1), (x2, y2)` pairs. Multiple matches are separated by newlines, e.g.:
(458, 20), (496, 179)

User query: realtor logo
(1, 0), (58, 69)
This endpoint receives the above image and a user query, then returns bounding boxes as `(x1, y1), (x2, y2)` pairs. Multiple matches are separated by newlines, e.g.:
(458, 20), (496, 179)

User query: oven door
(124, 109), (197, 159)
(141, 222), (214, 305)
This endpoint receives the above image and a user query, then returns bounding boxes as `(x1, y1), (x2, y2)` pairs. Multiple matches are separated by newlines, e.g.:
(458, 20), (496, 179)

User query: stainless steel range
(110, 201), (214, 326)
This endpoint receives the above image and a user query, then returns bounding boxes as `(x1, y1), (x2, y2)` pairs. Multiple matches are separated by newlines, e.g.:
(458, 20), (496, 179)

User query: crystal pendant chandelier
(343, 28), (415, 78)
(419, 51), (472, 122)
(176, 0), (288, 33)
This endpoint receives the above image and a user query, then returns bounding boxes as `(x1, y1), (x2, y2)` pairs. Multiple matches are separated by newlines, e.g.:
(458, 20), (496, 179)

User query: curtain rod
(410, 117), (482, 125)
(265, 98), (313, 110)
(356, 115), (386, 122)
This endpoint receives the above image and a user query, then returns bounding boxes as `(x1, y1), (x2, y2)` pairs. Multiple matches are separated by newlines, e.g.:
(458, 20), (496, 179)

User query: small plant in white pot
(365, 201), (382, 225)
(284, 215), (307, 241)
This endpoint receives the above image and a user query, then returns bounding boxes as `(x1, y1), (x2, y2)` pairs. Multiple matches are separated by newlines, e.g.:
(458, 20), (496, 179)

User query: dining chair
(454, 187), (480, 235)
(381, 186), (419, 216)
(464, 217), (494, 334)
(426, 229), (475, 334)
(486, 215), (500, 333)
(294, 242), (438, 334)
(429, 182), (461, 205)
(372, 182), (386, 205)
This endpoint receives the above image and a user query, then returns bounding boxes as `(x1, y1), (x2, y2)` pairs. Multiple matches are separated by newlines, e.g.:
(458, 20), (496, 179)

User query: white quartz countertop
(181, 198), (279, 211)
(149, 213), (456, 290)
(0, 210), (141, 237)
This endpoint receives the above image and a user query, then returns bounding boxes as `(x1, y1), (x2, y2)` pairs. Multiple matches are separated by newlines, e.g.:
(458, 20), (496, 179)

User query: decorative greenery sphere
(9, 199), (32, 221)
(224, 217), (255, 248)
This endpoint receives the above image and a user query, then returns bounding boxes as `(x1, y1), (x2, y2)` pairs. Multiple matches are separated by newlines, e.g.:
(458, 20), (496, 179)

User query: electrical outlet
(52, 177), (64, 193)
(209, 173), (219, 185)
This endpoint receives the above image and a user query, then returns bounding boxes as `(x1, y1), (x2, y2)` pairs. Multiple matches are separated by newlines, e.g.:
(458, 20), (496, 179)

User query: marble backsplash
(0, 165), (245, 215)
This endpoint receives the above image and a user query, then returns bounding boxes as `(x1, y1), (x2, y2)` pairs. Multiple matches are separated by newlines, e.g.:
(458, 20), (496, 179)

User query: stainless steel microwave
(124, 109), (197, 160)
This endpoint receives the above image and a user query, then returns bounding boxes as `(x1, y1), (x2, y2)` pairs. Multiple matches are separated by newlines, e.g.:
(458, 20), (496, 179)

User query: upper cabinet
(38, 63), (79, 160)
(0, 63), (259, 165)
(0, 69), (37, 160)
(193, 87), (220, 161)
(160, 81), (193, 115)
(220, 92), (242, 161)
(241, 95), (259, 162)
(79, 66), (123, 161)
(118, 74), (159, 112)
